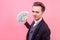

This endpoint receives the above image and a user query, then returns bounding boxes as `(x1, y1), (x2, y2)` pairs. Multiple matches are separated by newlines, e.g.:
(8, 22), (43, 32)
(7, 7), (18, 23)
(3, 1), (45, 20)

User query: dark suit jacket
(24, 19), (51, 40)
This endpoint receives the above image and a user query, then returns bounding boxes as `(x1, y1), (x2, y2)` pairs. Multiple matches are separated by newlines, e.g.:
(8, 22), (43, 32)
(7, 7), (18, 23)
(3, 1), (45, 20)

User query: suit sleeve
(42, 29), (51, 40)
(24, 22), (31, 29)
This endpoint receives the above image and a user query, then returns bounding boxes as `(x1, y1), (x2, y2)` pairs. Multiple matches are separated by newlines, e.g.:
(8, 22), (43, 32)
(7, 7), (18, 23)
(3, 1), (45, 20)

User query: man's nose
(33, 13), (36, 15)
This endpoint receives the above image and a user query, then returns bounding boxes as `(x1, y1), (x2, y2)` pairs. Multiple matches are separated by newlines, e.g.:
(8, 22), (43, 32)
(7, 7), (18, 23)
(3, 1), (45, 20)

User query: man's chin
(34, 18), (38, 21)
(34, 18), (40, 21)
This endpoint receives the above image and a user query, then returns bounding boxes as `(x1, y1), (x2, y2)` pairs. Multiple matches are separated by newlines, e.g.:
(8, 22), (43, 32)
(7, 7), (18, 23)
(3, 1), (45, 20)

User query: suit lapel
(31, 19), (43, 40)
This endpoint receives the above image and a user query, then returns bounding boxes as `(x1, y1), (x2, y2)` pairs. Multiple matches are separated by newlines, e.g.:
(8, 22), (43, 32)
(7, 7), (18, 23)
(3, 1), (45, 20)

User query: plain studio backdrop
(0, 0), (60, 40)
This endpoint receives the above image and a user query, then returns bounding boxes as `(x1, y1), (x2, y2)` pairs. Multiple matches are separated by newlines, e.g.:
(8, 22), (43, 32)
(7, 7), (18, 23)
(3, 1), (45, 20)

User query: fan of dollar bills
(17, 11), (29, 22)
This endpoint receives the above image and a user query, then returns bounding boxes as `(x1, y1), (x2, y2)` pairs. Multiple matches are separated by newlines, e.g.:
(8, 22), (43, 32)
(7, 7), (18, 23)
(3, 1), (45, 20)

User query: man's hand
(23, 17), (27, 23)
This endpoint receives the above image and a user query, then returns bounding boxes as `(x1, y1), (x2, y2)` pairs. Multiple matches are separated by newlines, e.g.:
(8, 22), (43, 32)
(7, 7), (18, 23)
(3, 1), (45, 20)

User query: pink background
(0, 0), (60, 40)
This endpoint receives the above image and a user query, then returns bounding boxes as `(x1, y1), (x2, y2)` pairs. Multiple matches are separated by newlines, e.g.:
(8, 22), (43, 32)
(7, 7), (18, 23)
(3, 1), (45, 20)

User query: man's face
(32, 6), (43, 21)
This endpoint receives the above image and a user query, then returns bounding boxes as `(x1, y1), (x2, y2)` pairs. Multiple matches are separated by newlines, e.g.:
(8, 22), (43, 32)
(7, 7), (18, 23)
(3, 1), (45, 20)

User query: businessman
(24, 2), (51, 40)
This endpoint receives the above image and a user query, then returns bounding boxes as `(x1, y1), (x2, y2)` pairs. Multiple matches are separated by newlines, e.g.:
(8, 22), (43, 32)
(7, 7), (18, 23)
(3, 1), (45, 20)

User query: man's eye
(36, 11), (39, 13)
(32, 11), (34, 12)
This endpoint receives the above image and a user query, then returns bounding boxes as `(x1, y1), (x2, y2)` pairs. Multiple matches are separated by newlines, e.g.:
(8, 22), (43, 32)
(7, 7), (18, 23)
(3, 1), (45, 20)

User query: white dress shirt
(33, 17), (42, 27)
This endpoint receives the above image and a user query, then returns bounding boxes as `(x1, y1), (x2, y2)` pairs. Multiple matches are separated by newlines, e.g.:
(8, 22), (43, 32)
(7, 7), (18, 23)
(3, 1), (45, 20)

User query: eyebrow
(32, 11), (39, 13)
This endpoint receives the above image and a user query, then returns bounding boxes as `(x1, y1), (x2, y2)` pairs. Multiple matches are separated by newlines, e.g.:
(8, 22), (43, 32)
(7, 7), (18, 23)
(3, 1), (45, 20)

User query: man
(24, 2), (51, 40)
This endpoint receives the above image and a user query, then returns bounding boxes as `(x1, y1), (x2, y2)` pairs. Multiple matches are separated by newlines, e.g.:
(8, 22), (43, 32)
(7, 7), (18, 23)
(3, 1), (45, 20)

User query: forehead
(32, 6), (42, 11)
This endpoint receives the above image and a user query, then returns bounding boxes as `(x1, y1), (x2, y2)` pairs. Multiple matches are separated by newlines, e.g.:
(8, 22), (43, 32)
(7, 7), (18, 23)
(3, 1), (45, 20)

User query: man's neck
(34, 17), (42, 24)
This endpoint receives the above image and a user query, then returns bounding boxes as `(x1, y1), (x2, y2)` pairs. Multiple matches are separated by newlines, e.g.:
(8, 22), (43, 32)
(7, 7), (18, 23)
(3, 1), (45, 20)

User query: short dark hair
(33, 2), (45, 12)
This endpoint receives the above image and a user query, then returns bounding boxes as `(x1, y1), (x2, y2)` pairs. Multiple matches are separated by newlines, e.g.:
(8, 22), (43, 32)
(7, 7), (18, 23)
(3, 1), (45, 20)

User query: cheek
(37, 14), (42, 18)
